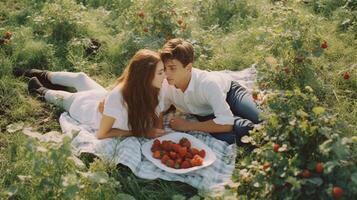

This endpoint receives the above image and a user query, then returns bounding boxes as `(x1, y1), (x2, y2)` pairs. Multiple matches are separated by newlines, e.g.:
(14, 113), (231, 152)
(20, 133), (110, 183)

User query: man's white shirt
(162, 68), (235, 125)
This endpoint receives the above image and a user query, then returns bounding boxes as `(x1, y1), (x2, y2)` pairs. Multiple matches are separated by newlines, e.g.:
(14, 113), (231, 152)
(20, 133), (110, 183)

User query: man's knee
(233, 118), (254, 138)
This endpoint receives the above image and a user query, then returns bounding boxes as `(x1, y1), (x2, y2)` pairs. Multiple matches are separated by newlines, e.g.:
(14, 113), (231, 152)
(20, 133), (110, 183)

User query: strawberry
(175, 158), (183, 165)
(166, 159), (175, 168)
(284, 67), (290, 74)
(185, 152), (193, 159)
(301, 169), (311, 178)
(198, 149), (206, 158)
(171, 143), (181, 153)
(181, 160), (191, 169)
(252, 91), (259, 101)
(179, 138), (189, 146)
(273, 143), (280, 152)
(263, 163), (271, 171)
(4, 31), (12, 40)
(153, 150), (161, 159)
(161, 154), (170, 164)
(138, 11), (145, 19)
(179, 138), (191, 148)
(191, 155), (203, 166)
(190, 148), (199, 155)
(321, 41), (328, 49)
(181, 23), (186, 30)
(169, 151), (177, 159)
(332, 186), (343, 199)
(177, 19), (183, 25)
(153, 139), (161, 146)
(178, 146), (187, 158)
(315, 162), (324, 173)
(151, 145), (160, 152)
(343, 71), (350, 80)
(143, 27), (148, 32)
(161, 140), (171, 151)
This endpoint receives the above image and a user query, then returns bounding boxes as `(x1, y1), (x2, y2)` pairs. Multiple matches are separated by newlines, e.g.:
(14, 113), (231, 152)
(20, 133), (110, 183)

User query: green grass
(0, 0), (356, 199)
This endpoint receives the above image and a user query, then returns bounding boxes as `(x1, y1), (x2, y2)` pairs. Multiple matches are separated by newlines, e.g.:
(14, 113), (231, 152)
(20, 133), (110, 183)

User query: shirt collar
(185, 68), (198, 93)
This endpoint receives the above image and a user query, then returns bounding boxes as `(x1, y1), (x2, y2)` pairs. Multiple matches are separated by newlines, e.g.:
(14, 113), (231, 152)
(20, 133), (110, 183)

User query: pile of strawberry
(151, 137), (206, 169)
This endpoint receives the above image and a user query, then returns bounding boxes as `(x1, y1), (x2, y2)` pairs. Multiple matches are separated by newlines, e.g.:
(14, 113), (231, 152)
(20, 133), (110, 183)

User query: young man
(160, 38), (261, 144)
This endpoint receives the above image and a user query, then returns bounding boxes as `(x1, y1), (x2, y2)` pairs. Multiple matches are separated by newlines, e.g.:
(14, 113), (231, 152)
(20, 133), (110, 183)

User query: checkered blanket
(58, 66), (257, 194)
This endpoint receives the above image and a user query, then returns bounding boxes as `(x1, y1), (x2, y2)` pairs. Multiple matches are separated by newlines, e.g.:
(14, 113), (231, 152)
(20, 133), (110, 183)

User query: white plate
(142, 132), (217, 174)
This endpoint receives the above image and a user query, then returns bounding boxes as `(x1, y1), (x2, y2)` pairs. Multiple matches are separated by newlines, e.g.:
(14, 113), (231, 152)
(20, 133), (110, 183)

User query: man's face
(164, 59), (191, 87)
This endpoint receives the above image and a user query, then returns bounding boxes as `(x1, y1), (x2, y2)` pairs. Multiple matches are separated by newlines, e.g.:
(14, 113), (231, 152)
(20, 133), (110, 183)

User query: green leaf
(116, 193), (136, 200)
(86, 172), (109, 184)
(188, 195), (201, 200)
(351, 172), (357, 184)
(172, 194), (186, 200)
(286, 176), (301, 189)
(312, 107), (325, 115)
(306, 177), (323, 186)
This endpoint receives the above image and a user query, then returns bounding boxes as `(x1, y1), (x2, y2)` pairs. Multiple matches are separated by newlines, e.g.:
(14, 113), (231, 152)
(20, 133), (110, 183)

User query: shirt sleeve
(103, 88), (123, 119)
(204, 82), (235, 125)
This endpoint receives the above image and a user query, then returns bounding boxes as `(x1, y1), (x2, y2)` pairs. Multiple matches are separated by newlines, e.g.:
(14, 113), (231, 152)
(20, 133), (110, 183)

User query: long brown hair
(117, 49), (161, 137)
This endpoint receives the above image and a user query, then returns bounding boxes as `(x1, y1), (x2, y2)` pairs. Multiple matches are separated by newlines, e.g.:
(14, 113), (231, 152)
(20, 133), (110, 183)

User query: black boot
(13, 67), (68, 90)
(28, 77), (48, 100)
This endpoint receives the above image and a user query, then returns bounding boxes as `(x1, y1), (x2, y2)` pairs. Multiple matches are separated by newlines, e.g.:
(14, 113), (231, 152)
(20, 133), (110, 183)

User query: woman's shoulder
(105, 85), (125, 106)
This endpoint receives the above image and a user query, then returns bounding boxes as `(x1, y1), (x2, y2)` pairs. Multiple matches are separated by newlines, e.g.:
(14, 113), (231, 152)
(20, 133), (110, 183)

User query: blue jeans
(195, 81), (262, 145)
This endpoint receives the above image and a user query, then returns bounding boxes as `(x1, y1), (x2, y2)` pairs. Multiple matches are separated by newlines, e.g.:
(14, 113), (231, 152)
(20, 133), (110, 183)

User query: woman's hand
(146, 128), (165, 138)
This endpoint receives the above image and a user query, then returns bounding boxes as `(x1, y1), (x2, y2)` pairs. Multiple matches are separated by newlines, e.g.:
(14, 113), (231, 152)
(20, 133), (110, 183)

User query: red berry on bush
(4, 31), (12, 40)
(273, 143), (280, 152)
(301, 169), (311, 178)
(138, 11), (145, 19)
(143, 27), (148, 32)
(181, 23), (187, 30)
(284, 67), (290, 74)
(177, 19), (183, 25)
(321, 41), (328, 49)
(315, 162), (324, 173)
(263, 163), (271, 171)
(252, 91), (259, 101)
(332, 186), (343, 199)
(343, 71), (350, 80)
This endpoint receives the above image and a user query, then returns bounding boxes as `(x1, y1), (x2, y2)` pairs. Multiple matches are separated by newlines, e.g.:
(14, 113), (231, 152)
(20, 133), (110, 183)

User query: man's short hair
(160, 38), (194, 67)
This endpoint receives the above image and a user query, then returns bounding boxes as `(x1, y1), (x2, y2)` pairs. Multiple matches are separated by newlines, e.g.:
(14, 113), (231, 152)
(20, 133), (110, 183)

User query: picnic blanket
(58, 66), (257, 194)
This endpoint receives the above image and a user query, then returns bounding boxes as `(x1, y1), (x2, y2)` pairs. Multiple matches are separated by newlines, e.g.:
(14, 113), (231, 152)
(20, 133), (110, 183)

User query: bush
(194, 0), (258, 31)
(14, 40), (55, 70)
(235, 88), (357, 199)
(0, 135), (127, 199)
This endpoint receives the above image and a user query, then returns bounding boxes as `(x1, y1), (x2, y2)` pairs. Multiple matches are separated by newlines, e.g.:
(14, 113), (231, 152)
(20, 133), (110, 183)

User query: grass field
(0, 0), (356, 199)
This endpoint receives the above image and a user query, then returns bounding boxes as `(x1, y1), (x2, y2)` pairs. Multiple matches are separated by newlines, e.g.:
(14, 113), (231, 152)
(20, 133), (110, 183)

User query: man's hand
(98, 99), (105, 114)
(169, 117), (191, 131)
(147, 128), (165, 138)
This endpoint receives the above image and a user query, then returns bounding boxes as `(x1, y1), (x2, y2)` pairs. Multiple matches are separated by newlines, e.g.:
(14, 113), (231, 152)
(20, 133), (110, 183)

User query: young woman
(14, 49), (166, 139)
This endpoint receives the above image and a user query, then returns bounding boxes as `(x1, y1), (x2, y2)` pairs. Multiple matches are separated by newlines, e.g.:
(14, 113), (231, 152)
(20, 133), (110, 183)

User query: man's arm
(169, 117), (233, 133)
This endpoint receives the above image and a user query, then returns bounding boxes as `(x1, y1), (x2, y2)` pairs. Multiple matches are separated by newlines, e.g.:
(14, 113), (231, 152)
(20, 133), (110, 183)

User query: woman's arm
(96, 114), (133, 139)
(96, 113), (165, 139)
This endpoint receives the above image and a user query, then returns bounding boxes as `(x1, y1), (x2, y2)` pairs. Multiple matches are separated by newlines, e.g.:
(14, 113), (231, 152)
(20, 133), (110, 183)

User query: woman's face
(152, 61), (165, 88)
